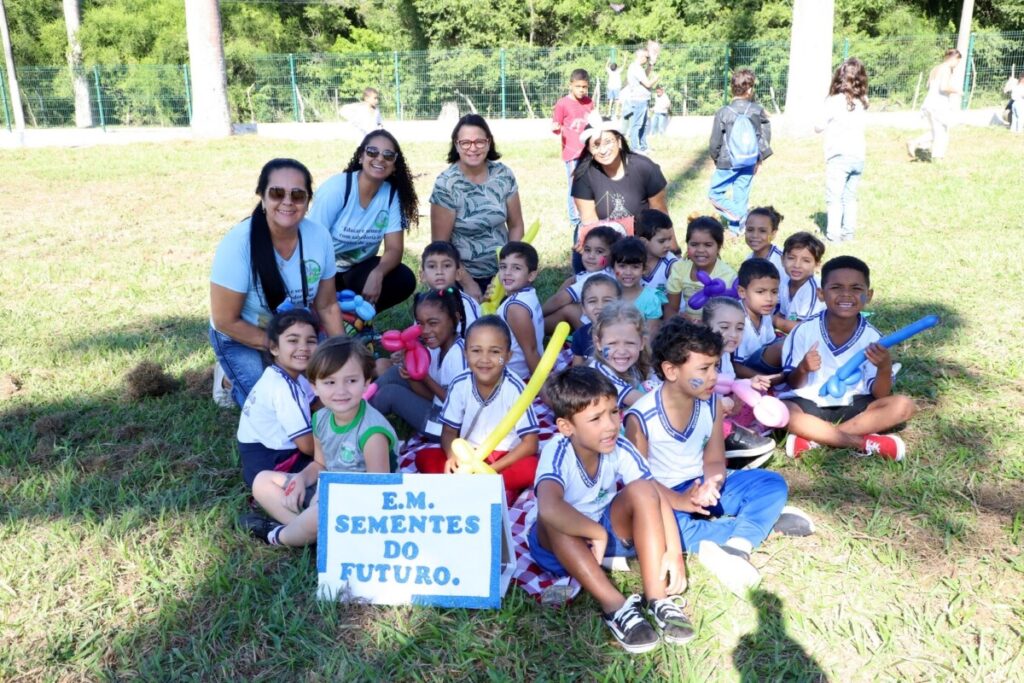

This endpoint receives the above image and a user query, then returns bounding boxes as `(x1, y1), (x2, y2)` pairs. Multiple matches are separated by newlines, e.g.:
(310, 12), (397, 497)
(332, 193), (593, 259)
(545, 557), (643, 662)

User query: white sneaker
(697, 540), (761, 597)
(212, 362), (234, 408)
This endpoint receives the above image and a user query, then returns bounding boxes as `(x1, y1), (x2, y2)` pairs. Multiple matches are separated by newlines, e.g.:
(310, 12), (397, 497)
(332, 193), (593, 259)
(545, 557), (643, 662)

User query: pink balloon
(715, 378), (790, 428)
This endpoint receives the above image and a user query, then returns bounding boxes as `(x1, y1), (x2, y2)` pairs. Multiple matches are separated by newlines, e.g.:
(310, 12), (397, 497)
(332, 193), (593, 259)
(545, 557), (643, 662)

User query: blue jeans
(825, 155), (864, 241)
(671, 469), (788, 551)
(528, 501), (636, 577)
(651, 112), (668, 136)
(209, 326), (267, 407)
(708, 167), (755, 232)
(624, 99), (649, 151)
(1012, 100), (1023, 133)
(564, 160), (580, 228)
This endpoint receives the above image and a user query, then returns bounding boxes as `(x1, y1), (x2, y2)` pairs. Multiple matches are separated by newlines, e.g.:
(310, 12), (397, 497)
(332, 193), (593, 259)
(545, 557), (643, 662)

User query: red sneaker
(860, 434), (905, 461)
(785, 434), (819, 459)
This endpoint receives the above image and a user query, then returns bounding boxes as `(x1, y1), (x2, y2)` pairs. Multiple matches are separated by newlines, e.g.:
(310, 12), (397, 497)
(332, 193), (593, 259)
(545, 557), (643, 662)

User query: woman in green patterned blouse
(430, 114), (525, 299)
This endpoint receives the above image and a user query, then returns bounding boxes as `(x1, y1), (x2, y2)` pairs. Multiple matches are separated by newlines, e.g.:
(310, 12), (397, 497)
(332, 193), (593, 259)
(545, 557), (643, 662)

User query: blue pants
(709, 167), (755, 232)
(565, 159), (583, 272)
(671, 469), (788, 551)
(624, 99), (649, 152)
(824, 155), (864, 241)
(528, 502), (636, 577)
(209, 326), (267, 408)
(651, 112), (668, 136)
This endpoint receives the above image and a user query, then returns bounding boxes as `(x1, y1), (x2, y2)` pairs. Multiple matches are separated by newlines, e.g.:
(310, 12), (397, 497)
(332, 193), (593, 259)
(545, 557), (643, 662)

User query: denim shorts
(528, 503), (636, 577)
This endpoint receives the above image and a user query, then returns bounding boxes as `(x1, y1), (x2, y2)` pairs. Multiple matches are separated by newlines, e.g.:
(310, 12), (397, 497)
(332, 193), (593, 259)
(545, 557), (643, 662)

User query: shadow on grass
(57, 314), (210, 356)
(733, 588), (828, 682)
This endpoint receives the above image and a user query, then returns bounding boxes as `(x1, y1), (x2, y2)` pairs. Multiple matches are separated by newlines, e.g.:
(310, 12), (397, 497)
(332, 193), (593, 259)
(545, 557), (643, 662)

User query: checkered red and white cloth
(396, 395), (582, 605)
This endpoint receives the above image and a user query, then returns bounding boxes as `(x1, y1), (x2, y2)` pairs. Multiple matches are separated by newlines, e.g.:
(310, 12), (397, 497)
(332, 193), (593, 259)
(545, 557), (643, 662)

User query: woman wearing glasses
(307, 131), (419, 312)
(210, 158), (344, 407)
(572, 118), (668, 230)
(430, 114), (525, 298)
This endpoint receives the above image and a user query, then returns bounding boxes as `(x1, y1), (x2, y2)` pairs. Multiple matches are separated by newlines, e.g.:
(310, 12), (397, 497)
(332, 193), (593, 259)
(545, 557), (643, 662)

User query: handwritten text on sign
(317, 473), (512, 608)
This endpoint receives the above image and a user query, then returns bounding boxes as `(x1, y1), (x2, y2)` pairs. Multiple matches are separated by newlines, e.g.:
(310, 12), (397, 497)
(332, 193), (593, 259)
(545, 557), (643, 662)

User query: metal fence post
(393, 51), (402, 120)
(182, 64), (193, 124)
(288, 53), (300, 122)
(0, 68), (10, 132)
(723, 44), (731, 104)
(500, 48), (507, 118)
(93, 66), (106, 131)
(843, 37), (850, 60)
(961, 32), (975, 110)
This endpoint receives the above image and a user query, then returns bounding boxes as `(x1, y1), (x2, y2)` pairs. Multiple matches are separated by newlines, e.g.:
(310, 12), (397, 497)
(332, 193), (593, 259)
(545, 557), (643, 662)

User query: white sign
(316, 472), (515, 609)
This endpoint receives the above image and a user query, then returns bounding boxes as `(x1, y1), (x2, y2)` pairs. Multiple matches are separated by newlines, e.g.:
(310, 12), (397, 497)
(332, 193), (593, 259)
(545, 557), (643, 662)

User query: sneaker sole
(725, 441), (776, 459)
(697, 541), (761, 598)
(610, 636), (660, 654)
(733, 451), (774, 471)
(656, 623), (696, 645)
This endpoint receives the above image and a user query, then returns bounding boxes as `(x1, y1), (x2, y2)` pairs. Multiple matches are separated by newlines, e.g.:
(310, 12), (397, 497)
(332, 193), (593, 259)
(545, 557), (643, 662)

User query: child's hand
(282, 475), (305, 514)
(722, 396), (742, 416)
(749, 374), (780, 392)
(691, 474), (723, 509)
(443, 455), (461, 474)
(864, 342), (892, 369)
(587, 527), (609, 566)
(660, 551), (688, 595)
(800, 342), (821, 373)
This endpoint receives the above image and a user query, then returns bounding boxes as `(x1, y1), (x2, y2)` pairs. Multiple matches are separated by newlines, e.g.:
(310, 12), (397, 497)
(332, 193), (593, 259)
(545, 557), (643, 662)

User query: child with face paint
(701, 297), (776, 464)
(611, 237), (667, 338)
(665, 215), (738, 322)
(588, 301), (660, 409)
(543, 225), (622, 333)
(572, 274), (622, 366)
(624, 317), (810, 597)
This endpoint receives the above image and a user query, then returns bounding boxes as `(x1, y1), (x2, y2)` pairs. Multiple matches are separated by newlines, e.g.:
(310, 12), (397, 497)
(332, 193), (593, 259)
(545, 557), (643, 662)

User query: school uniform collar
(819, 311), (867, 356)
(655, 385), (702, 441)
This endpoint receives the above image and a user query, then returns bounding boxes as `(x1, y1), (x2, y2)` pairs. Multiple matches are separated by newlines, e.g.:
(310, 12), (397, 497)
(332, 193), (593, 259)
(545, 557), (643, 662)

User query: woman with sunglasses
(430, 114), (525, 299)
(210, 158), (343, 407)
(307, 131), (419, 312)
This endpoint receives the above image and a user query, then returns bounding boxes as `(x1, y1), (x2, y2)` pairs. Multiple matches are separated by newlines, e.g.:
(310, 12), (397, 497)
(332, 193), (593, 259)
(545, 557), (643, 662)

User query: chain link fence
(3, 32), (1022, 130)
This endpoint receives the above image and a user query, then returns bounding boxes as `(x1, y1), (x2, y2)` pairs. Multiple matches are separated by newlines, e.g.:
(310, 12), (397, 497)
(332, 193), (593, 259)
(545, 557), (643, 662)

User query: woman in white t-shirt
(907, 49), (962, 161)
(815, 57), (868, 243)
(307, 130), (419, 312)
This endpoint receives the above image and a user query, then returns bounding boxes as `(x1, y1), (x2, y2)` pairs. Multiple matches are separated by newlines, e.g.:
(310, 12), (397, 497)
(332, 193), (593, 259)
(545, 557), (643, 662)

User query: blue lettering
(465, 515), (480, 534)
(384, 540), (401, 559)
(382, 492), (398, 510)
(351, 516), (367, 534)
(415, 566), (432, 585)
(356, 564), (374, 582)
(374, 564), (390, 582)
(433, 567), (451, 585)
(401, 542), (419, 560)
(368, 516), (388, 534)
(446, 516), (462, 534)
(408, 516), (426, 533)
(393, 565), (411, 583)
(339, 562), (356, 581)
(429, 515), (445, 533)
(406, 491), (427, 510)
(335, 515), (350, 533)
(391, 516), (407, 533)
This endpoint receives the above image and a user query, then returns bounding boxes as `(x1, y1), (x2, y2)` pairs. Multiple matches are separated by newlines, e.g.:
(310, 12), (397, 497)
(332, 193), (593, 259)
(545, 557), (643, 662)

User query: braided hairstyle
(413, 286), (467, 340)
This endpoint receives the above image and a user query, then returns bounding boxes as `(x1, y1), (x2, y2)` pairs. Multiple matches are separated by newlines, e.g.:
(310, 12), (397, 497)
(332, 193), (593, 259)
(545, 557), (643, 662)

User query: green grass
(2, 126), (1023, 681)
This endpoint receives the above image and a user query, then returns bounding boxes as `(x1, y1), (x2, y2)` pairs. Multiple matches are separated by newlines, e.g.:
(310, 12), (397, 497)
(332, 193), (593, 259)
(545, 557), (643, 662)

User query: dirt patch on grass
(124, 361), (179, 400)
(0, 373), (22, 399)
(182, 366), (214, 398)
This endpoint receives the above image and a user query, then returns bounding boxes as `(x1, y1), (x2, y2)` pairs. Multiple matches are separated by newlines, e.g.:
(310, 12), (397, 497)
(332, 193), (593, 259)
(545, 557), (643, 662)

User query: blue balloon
(818, 315), (939, 398)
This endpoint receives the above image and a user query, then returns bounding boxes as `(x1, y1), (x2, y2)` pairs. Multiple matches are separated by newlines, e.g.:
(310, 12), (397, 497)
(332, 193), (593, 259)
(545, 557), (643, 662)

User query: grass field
(1, 125), (1023, 682)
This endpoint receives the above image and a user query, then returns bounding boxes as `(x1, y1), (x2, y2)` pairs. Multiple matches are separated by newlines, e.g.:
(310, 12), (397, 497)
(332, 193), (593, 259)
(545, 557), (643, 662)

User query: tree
(0, 0), (25, 129)
(784, 0), (834, 136)
(184, 0), (231, 137)
(62, 0), (92, 127)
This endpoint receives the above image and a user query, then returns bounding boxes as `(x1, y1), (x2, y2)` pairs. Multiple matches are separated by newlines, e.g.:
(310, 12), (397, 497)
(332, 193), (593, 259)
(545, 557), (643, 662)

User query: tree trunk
(62, 0), (92, 128)
(783, 0), (834, 137)
(0, 0), (25, 130)
(184, 0), (231, 138)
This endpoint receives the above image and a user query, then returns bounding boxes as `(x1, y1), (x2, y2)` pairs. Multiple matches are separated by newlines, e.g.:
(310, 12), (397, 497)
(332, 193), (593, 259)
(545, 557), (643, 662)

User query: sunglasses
(365, 146), (398, 161)
(266, 187), (309, 204)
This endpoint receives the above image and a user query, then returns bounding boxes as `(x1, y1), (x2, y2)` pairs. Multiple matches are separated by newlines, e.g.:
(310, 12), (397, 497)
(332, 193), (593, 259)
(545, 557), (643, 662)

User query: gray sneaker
(644, 595), (695, 644)
(602, 594), (660, 654)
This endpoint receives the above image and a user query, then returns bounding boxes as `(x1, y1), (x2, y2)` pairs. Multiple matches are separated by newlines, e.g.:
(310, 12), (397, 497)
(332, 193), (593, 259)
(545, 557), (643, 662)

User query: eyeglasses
(457, 138), (489, 151)
(589, 138), (618, 152)
(266, 187), (310, 204)
(365, 146), (397, 161)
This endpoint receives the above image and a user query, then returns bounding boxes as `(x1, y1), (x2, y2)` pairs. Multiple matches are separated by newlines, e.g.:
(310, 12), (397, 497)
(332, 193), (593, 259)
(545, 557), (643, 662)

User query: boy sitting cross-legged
(527, 367), (693, 653)
(624, 317), (811, 597)
(780, 255), (917, 460)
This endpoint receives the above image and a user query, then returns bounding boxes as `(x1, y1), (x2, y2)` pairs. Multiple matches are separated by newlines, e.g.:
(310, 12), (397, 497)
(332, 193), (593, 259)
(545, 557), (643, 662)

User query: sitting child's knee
(623, 478), (659, 502)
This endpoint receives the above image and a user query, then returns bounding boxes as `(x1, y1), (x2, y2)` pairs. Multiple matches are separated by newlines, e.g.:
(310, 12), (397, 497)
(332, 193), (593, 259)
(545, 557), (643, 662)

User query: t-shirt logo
(339, 445), (357, 465)
(374, 210), (389, 229)
(596, 487), (610, 503)
(304, 259), (321, 285)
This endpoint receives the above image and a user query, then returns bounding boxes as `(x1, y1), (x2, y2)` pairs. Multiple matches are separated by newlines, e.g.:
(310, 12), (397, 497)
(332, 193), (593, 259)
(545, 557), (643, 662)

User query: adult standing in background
(606, 59), (622, 118)
(816, 58), (868, 243)
(210, 158), (343, 407)
(307, 130), (418, 313)
(623, 48), (659, 153)
(907, 49), (962, 161)
(430, 114), (525, 299)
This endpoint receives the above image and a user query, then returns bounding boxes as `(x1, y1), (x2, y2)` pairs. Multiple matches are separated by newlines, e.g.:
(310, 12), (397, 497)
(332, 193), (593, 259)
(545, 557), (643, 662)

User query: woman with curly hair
(308, 130), (419, 312)
(816, 57), (869, 243)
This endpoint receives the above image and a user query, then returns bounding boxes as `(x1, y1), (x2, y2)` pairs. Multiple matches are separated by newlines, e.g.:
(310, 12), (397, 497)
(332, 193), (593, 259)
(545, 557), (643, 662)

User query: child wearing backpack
(708, 69), (773, 236)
